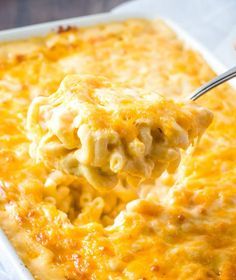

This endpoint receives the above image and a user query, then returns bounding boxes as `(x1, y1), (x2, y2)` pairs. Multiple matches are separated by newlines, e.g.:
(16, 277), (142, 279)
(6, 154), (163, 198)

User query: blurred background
(0, 0), (236, 69)
(0, 0), (129, 30)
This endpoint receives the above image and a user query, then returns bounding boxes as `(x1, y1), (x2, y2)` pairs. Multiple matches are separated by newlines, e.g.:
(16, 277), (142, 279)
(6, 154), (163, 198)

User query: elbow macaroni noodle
(0, 18), (235, 279)
(27, 75), (212, 190)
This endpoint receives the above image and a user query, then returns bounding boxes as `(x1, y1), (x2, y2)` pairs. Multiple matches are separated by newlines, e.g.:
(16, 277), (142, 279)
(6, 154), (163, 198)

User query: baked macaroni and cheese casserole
(0, 19), (235, 279)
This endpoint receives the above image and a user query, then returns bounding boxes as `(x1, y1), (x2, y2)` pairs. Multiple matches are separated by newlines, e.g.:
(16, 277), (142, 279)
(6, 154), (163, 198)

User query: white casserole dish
(0, 4), (233, 280)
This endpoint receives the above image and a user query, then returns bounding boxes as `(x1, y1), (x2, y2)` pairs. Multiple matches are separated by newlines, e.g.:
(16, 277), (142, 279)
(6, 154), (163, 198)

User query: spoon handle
(190, 66), (236, 101)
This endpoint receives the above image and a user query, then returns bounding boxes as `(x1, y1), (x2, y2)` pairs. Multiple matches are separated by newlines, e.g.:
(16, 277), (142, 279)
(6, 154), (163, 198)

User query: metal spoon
(190, 66), (236, 101)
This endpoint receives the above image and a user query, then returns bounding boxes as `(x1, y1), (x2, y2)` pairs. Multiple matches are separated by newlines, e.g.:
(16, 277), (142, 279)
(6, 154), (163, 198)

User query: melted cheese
(27, 74), (212, 189)
(0, 19), (235, 280)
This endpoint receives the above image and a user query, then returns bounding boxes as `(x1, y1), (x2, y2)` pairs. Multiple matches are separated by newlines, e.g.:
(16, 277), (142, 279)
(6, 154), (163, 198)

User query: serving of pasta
(0, 18), (236, 280)
(27, 74), (212, 190)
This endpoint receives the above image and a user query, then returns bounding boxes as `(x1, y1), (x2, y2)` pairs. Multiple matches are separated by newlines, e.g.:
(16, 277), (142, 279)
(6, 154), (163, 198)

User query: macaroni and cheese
(27, 74), (212, 190)
(0, 19), (235, 280)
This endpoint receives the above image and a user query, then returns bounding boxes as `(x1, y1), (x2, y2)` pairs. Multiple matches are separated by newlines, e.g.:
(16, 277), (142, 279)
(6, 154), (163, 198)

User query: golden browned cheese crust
(0, 19), (235, 279)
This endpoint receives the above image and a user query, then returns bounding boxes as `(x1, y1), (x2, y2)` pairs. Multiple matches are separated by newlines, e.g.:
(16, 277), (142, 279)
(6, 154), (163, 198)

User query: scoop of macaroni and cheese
(27, 75), (213, 190)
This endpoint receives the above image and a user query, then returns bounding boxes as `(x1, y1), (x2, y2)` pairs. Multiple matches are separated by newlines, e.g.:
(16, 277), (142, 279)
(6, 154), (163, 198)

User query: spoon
(190, 66), (236, 101)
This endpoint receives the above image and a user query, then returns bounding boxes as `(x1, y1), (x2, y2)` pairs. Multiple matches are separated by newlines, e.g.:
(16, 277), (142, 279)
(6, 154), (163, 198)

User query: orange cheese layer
(0, 19), (236, 279)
